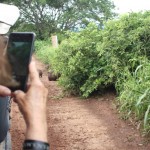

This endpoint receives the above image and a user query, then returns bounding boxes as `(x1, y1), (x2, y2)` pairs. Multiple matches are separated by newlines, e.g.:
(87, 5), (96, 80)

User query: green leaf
(144, 105), (150, 128)
(134, 65), (143, 76)
(136, 88), (150, 106)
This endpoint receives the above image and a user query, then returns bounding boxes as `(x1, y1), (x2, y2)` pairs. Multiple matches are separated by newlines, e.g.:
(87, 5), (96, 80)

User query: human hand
(0, 85), (11, 96)
(12, 60), (48, 142)
(0, 35), (12, 97)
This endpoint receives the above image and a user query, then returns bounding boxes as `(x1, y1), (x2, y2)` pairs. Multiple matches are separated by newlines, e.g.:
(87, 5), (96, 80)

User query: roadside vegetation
(35, 11), (150, 134)
(3, 0), (150, 136)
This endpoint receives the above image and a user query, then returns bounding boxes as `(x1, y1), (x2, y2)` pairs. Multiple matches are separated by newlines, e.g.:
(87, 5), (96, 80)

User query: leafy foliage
(117, 59), (150, 133)
(49, 11), (150, 133)
(2, 0), (116, 39)
(104, 12), (150, 134)
(51, 23), (115, 97)
(35, 11), (150, 133)
(35, 39), (57, 64)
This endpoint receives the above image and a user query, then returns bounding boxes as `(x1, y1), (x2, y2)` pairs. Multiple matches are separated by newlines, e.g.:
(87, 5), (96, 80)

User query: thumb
(12, 90), (25, 103)
(29, 60), (39, 82)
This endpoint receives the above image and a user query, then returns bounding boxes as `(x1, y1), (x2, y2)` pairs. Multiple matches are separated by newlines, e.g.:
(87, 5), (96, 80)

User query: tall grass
(117, 58), (150, 134)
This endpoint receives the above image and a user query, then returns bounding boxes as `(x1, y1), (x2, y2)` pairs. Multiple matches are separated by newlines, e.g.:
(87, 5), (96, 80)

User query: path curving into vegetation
(10, 57), (150, 150)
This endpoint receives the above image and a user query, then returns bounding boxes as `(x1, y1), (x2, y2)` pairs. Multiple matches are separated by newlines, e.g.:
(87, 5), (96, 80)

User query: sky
(112, 0), (150, 14)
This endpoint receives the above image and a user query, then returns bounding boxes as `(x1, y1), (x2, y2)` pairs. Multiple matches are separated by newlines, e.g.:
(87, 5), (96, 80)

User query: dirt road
(10, 58), (150, 150)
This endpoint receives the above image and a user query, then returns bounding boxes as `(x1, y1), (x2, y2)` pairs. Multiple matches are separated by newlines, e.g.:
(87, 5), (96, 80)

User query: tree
(2, 0), (116, 39)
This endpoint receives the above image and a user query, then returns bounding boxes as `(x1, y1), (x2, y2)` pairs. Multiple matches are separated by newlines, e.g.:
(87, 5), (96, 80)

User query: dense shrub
(51, 23), (112, 97)
(98, 11), (150, 133)
(98, 11), (150, 88)
(104, 12), (150, 134)
(52, 11), (150, 98)
(36, 11), (150, 133)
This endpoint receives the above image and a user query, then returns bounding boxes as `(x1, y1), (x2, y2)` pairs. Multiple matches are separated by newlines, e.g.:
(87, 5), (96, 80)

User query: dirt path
(10, 58), (150, 150)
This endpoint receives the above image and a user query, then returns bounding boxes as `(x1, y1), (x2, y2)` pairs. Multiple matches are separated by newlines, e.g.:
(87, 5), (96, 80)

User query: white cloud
(112, 0), (150, 14)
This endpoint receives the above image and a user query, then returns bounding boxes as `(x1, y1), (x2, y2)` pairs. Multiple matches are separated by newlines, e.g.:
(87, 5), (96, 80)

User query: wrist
(25, 121), (48, 142)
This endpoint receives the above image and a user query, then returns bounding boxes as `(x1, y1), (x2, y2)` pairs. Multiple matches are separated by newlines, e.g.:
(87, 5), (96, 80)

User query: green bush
(35, 40), (57, 65)
(98, 11), (150, 81)
(51, 23), (110, 97)
(103, 12), (150, 133)
(35, 11), (150, 133)
(52, 11), (150, 98)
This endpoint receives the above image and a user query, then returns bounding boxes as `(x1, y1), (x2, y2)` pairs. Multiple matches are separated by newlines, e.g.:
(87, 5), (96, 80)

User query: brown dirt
(10, 57), (150, 150)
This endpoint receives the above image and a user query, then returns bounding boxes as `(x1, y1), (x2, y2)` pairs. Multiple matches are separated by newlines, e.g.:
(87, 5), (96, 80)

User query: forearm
(25, 110), (48, 142)
(25, 122), (48, 142)
(23, 121), (49, 150)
